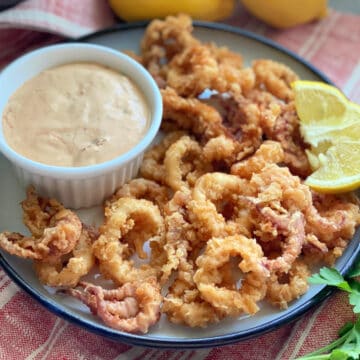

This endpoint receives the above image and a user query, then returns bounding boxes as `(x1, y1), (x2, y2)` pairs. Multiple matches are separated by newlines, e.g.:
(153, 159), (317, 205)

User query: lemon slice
(292, 80), (360, 193)
(304, 141), (360, 192)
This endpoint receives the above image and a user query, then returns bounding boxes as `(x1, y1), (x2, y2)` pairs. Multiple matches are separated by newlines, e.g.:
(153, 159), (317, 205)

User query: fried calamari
(65, 280), (162, 334)
(1, 15), (359, 335)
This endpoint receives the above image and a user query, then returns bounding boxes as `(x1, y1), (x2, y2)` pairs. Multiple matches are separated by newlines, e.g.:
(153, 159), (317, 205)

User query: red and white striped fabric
(0, 1), (359, 359)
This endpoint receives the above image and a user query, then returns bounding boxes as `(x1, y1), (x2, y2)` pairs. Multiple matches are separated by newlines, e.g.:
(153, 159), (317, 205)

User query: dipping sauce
(2, 62), (150, 167)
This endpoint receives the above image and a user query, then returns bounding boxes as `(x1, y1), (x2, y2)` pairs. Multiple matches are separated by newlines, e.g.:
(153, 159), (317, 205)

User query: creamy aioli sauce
(2, 62), (150, 167)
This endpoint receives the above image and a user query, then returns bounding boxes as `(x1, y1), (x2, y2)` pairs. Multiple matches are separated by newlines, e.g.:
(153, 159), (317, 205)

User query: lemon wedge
(292, 80), (360, 193)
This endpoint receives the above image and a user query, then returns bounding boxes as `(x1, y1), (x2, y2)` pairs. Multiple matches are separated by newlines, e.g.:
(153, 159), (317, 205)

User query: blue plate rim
(0, 20), (356, 349)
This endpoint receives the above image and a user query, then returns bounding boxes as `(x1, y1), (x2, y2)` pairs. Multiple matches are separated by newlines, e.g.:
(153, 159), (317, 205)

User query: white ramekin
(0, 43), (162, 209)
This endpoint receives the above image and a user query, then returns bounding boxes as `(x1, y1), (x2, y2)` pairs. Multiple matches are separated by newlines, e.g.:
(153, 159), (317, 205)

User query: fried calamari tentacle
(253, 59), (298, 102)
(34, 226), (97, 287)
(194, 235), (268, 316)
(166, 42), (254, 97)
(202, 135), (240, 171)
(248, 164), (313, 211)
(266, 260), (310, 309)
(0, 208), (82, 261)
(106, 178), (170, 213)
(260, 208), (306, 273)
(93, 198), (164, 284)
(166, 44), (219, 97)
(139, 130), (186, 183)
(161, 87), (225, 141)
(303, 192), (360, 265)
(306, 192), (360, 244)
(205, 93), (263, 159)
(263, 102), (311, 177)
(21, 185), (65, 238)
(140, 14), (198, 86)
(231, 140), (284, 179)
(65, 280), (162, 334)
(159, 191), (199, 284)
(164, 135), (208, 191)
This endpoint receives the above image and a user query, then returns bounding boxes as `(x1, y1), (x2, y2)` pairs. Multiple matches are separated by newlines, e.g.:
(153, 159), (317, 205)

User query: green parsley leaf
(308, 267), (352, 292)
(295, 265), (360, 360)
(329, 349), (352, 360)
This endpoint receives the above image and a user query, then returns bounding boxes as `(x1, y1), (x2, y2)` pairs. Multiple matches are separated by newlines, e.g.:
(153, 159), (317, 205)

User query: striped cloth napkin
(0, 1), (359, 359)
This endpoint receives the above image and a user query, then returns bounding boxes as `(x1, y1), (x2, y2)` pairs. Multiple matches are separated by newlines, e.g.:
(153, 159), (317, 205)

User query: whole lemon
(108, 0), (235, 22)
(241, 0), (328, 28)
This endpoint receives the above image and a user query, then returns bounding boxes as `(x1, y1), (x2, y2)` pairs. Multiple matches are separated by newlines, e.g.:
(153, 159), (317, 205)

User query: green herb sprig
(295, 264), (360, 360)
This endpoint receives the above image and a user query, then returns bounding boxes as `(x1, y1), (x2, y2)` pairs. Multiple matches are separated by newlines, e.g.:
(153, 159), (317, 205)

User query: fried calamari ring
(65, 279), (162, 334)
(266, 260), (310, 309)
(34, 226), (97, 287)
(231, 140), (284, 179)
(164, 135), (208, 191)
(193, 235), (268, 316)
(188, 173), (250, 238)
(0, 208), (82, 261)
(139, 130), (186, 184)
(106, 178), (170, 213)
(93, 198), (164, 284)
(253, 59), (298, 102)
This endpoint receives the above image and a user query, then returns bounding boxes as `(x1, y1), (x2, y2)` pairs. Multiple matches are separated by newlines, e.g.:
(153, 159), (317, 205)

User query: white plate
(0, 22), (359, 349)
